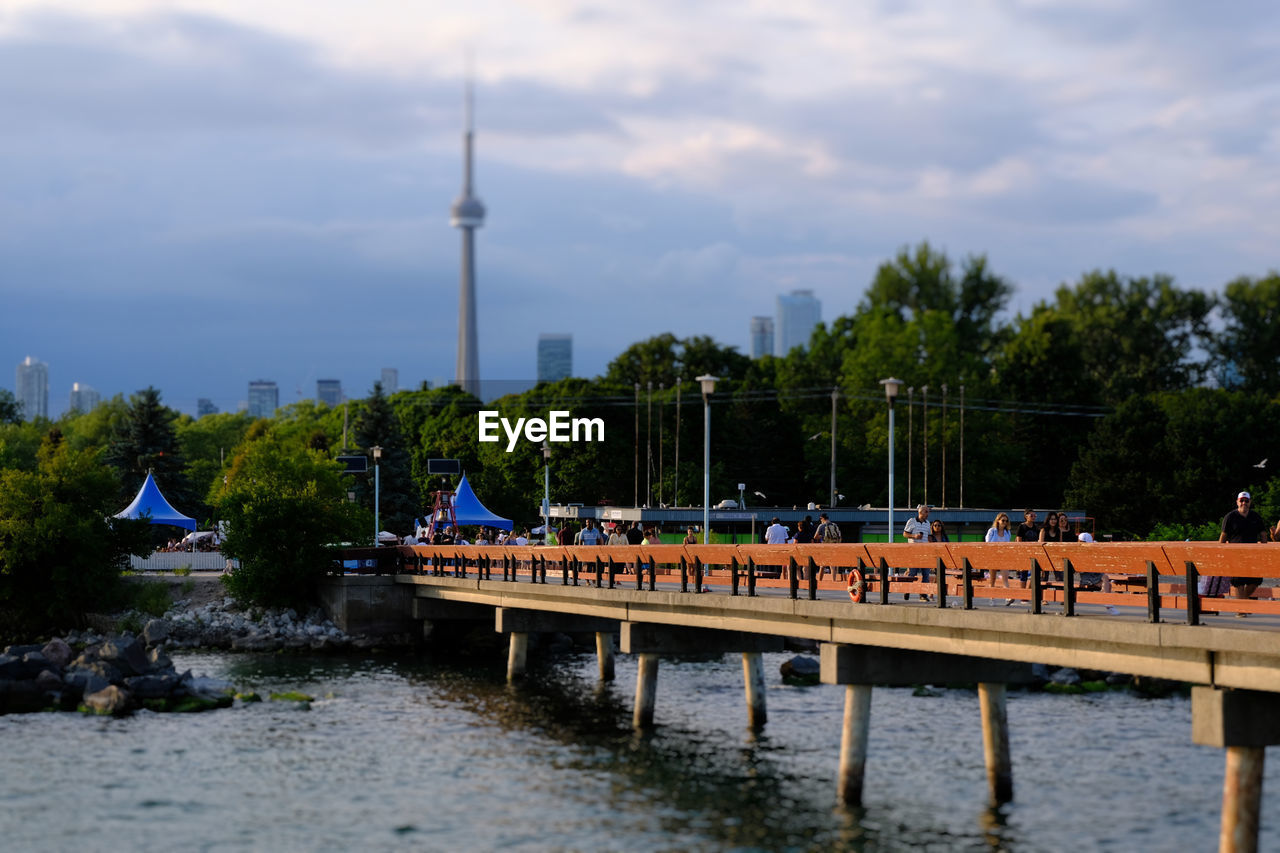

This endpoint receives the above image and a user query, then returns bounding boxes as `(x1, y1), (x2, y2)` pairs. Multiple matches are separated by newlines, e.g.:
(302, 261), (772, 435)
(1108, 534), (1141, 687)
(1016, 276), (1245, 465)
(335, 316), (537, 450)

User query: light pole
(880, 379), (902, 543)
(542, 440), (551, 545)
(830, 386), (838, 509)
(697, 374), (718, 544)
(371, 445), (382, 545)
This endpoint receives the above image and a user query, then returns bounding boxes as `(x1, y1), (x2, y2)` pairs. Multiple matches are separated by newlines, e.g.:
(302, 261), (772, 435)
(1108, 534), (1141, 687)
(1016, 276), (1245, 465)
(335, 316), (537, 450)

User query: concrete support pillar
(837, 684), (873, 806)
(978, 682), (1013, 804)
(596, 631), (616, 682)
(506, 632), (528, 682)
(634, 653), (660, 729)
(1220, 746), (1265, 853)
(742, 651), (767, 729)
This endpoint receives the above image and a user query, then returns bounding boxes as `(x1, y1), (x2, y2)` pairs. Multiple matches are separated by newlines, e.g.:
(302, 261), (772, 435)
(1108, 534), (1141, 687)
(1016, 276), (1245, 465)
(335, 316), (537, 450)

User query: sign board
(427, 458), (462, 475)
(336, 455), (368, 474)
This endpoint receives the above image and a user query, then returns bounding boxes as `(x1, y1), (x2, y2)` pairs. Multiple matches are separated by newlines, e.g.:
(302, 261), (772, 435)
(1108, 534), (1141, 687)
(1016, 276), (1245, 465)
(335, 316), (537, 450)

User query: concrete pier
(978, 683), (1012, 804)
(634, 654), (659, 728)
(1192, 687), (1280, 853)
(742, 652), (766, 729)
(837, 684), (872, 805)
(507, 632), (528, 681)
(597, 632), (616, 682)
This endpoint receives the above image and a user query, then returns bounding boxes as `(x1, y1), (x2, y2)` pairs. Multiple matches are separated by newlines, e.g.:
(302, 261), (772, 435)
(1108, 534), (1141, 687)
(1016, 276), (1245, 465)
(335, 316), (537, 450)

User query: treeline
(3, 242), (1279, 548)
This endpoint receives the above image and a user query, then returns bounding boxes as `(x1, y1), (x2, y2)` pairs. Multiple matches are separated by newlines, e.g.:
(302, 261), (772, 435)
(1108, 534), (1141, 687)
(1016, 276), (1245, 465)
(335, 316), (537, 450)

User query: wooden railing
(337, 542), (1280, 624)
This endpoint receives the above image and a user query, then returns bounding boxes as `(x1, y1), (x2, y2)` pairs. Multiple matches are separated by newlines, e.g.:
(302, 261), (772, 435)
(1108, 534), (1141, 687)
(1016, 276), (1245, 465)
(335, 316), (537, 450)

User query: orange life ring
(847, 568), (864, 603)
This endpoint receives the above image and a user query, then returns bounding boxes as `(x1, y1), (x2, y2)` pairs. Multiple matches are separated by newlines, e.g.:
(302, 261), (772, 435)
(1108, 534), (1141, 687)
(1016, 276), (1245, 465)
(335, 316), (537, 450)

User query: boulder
(98, 637), (150, 678)
(147, 647), (173, 672)
(0, 678), (45, 713)
(35, 669), (65, 694)
(1049, 667), (1081, 686)
(79, 661), (124, 685)
(124, 674), (181, 700)
(142, 619), (171, 647)
(63, 670), (110, 700)
(0, 655), (27, 680)
(780, 655), (821, 685)
(82, 685), (132, 715)
(41, 638), (73, 668)
(2, 643), (43, 658)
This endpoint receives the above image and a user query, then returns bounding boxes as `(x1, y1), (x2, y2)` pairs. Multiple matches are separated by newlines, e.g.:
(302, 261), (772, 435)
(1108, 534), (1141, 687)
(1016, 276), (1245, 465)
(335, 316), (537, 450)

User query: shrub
(1146, 521), (1222, 542)
(213, 434), (368, 609)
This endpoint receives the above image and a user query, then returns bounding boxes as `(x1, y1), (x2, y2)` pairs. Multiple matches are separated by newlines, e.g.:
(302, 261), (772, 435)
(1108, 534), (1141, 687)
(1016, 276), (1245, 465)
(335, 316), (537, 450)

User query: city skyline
(4, 3), (1279, 417)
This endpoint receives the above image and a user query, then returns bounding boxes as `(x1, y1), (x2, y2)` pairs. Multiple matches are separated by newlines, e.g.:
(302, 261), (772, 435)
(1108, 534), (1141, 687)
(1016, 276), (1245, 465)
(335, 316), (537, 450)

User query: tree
(1211, 272), (1280, 393)
(0, 431), (152, 636)
(0, 389), (20, 424)
(106, 387), (192, 513)
(354, 382), (418, 535)
(213, 433), (369, 608)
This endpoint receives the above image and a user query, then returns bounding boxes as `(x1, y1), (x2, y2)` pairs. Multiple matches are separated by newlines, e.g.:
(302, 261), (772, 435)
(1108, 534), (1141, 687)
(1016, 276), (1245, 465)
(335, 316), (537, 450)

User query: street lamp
(696, 374), (718, 544)
(371, 445), (383, 546)
(830, 386), (839, 508)
(542, 440), (551, 546)
(879, 379), (902, 543)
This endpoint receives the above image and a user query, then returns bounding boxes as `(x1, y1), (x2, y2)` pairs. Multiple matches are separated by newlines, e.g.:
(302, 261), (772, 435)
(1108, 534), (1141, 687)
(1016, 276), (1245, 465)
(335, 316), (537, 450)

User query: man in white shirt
(765, 517), (789, 544)
(901, 504), (932, 599)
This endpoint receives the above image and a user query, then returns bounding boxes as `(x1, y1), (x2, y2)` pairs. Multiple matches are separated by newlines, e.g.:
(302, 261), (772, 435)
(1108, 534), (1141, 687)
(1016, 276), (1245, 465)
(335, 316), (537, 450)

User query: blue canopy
(114, 472), (197, 531)
(451, 474), (513, 530)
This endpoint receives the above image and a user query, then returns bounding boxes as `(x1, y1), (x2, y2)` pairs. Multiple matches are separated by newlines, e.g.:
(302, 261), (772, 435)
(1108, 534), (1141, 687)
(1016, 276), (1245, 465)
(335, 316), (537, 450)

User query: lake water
(0, 648), (1275, 851)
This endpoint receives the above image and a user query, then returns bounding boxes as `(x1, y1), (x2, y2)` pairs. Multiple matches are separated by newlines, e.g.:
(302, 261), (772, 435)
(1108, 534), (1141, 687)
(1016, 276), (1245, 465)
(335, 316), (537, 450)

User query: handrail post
(879, 557), (890, 604)
(572, 557), (579, 586)
(608, 558), (617, 589)
(694, 557), (704, 593)
(808, 557), (819, 600)
(539, 555), (547, 584)
(647, 558), (656, 592)
(788, 557), (799, 600)
(680, 557), (689, 593)
(1063, 558), (1075, 617)
(594, 557), (603, 588)
(635, 554), (644, 591)
(1031, 558), (1043, 614)
(747, 557), (757, 597)
(731, 557), (740, 596)
(936, 557), (947, 608)
(962, 557), (974, 610)
(1186, 560), (1200, 626)
(561, 556), (568, 586)
(1146, 559), (1160, 622)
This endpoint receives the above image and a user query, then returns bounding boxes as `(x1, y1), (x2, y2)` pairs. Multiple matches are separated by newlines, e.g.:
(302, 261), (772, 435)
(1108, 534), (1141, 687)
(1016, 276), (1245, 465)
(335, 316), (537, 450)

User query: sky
(3, 1), (1279, 417)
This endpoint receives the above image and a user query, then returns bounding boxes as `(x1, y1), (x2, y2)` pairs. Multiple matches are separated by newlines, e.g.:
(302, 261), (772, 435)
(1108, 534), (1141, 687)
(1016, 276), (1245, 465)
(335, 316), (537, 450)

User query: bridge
(321, 541), (1280, 853)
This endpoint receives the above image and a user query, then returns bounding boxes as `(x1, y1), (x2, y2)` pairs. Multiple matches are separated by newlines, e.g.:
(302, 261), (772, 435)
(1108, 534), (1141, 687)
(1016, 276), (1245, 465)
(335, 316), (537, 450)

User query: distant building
(247, 380), (279, 419)
(380, 368), (399, 394)
(197, 398), (219, 418)
(68, 382), (100, 414)
(750, 316), (774, 359)
(775, 290), (822, 356)
(316, 379), (342, 407)
(537, 334), (572, 383)
(15, 356), (48, 421)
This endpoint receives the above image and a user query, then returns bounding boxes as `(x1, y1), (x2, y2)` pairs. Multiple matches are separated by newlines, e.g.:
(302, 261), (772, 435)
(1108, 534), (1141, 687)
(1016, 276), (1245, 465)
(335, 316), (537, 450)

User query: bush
(213, 434), (368, 609)
(1146, 521), (1221, 542)
(0, 433), (152, 637)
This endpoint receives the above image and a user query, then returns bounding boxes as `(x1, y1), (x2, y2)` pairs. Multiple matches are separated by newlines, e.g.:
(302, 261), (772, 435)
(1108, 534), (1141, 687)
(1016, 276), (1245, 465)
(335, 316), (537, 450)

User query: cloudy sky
(3, 1), (1278, 416)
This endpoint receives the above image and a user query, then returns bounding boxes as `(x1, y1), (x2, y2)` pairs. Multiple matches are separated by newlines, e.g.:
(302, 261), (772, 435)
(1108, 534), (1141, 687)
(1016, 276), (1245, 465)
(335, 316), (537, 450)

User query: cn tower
(449, 79), (485, 395)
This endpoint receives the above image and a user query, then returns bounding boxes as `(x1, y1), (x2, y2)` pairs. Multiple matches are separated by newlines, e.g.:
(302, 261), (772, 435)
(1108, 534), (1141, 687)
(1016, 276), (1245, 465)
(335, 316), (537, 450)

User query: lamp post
(696, 374), (718, 544)
(542, 440), (551, 545)
(880, 379), (902, 543)
(830, 386), (838, 508)
(371, 445), (382, 546)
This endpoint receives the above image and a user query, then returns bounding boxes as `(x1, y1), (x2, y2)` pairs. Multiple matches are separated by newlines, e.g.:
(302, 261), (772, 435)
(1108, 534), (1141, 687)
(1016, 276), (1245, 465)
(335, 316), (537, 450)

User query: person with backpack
(813, 512), (843, 580)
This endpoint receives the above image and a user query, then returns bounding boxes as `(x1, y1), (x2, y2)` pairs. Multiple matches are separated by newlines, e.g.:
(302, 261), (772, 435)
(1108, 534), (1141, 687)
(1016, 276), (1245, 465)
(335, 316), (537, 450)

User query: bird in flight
(1256, 458), (1268, 468)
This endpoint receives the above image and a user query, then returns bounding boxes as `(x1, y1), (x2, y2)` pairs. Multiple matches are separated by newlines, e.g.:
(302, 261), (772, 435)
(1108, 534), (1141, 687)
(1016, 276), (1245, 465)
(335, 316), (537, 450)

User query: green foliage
(1146, 521), (1221, 542)
(106, 387), (194, 515)
(0, 389), (21, 424)
(213, 432), (369, 609)
(1212, 272), (1280, 393)
(177, 410), (255, 525)
(354, 382), (418, 534)
(126, 579), (172, 617)
(0, 432), (153, 636)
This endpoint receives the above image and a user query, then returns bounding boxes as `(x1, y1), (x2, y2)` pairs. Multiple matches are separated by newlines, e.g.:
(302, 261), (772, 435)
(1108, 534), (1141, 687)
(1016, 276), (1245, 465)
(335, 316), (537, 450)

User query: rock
(99, 637), (149, 678)
(231, 633), (276, 652)
(784, 637), (821, 653)
(124, 674), (181, 699)
(1049, 667), (1081, 686)
(184, 676), (234, 702)
(79, 661), (124, 685)
(35, 669), (64, 694)
(147, 647), (173, 672)
(0, 655), (27, 680)
(1105, 672), (1132, 687)
(780, 655), (821, 685)
(912, 685), (943, 697)
(63, 670), (110, 700)
(142, 619), (171, 647)
(82, 685), (132, 715)
(0, 678), (45, 713)
(2, 643), (43, 658)
(41, 638), (73, 668)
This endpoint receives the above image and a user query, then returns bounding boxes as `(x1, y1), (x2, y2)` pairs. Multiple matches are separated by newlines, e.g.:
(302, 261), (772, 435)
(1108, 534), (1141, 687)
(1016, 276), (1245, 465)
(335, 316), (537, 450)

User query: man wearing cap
(1219, 490), (1271, 609)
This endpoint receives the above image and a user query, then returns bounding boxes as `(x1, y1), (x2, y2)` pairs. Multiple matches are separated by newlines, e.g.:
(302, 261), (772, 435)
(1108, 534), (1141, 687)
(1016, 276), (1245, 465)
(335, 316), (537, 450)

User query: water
(1, 649), (1275, 851)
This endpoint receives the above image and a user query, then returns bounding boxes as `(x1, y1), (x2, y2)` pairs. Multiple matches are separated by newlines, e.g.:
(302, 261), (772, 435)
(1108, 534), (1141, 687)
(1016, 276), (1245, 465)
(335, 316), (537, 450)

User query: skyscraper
(380, 368), (399, 394)
(247, 380), (279, 419)
(197, 398), (219, 418)
(750, 317), (774, 359)
(537, 334), (572, 383)
(15, 356), (48, 421)
(68, 382), (100, 414)
(317, 379), (342, 407)
(450, 79), (485, 396)
(775, 290), (822, 356)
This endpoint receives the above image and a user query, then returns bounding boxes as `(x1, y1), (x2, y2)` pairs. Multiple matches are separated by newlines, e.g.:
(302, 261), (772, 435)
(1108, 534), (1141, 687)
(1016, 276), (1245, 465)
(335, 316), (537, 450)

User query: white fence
(129, 552), (237, 572)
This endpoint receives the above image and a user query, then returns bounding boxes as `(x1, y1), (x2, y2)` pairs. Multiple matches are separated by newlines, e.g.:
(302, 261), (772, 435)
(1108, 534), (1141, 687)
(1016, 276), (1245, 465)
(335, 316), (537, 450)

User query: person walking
(765, 517), (789, 544)
(985, 512), (1012, 604)
(1219, 490), (1271, 615)
(902, 505), (931, 599)
(575, 518), (606, 546)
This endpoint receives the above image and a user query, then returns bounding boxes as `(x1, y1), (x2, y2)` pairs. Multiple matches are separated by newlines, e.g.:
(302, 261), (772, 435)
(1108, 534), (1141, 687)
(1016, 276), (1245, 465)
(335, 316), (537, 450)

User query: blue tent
(114, 472), (197, 531)
(450, 474), (513, 531)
